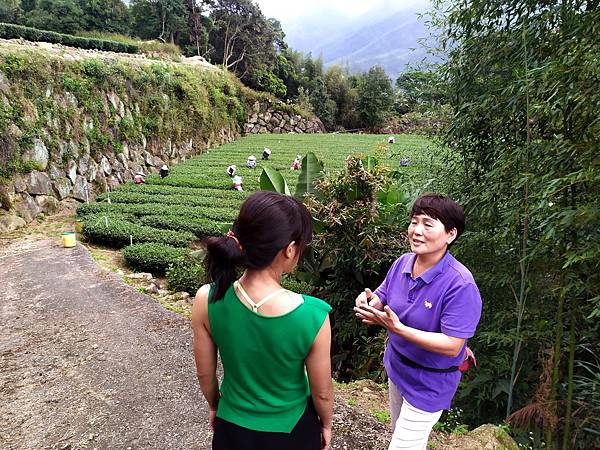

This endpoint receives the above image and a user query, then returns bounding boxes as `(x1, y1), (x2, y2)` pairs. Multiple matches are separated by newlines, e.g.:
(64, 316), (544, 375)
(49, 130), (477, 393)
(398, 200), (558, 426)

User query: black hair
(410, 193), (465, 245)
(203, 191), (313, 302)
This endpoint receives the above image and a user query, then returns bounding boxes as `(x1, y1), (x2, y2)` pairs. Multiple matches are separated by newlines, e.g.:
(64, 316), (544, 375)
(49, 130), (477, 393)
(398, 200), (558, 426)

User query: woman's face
(408, 214), (456, 258)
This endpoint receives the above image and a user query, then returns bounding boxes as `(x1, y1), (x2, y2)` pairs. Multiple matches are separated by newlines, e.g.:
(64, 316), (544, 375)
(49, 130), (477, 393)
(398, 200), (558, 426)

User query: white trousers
(388, 380), (443, 450)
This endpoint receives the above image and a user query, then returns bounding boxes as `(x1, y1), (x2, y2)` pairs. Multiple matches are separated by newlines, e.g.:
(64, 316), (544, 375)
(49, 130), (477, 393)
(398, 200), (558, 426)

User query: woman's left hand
(354, 304), (404, 334)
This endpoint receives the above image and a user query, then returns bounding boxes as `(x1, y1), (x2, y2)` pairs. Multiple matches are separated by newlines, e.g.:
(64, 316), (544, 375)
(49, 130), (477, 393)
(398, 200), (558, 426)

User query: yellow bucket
(62, 232), (76, 248)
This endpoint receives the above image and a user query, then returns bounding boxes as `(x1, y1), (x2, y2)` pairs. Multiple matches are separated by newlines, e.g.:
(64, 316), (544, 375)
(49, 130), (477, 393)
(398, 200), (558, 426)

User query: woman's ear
(285, 241), (297, 259)
(447, 228), (458, 245)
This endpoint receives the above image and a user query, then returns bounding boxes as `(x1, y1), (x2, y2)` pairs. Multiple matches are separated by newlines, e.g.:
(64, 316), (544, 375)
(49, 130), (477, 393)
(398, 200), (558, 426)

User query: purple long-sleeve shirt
(374, 251), (482, 412)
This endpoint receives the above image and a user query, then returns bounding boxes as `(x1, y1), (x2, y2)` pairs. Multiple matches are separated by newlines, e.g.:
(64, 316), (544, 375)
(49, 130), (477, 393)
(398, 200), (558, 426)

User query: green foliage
(303, 155), (410, 379)
(166, 256), (206, 295)
(357, 66), (394, 129)
(0, 22), (138, 53)
(249, 66), (287, 98)
(123, 242), (190, 273)
(394, 69), (448, 114)
(81, 215), (194, 247)
(309, 77), (337, 131)
(139, 215), (223, 239)
(280, 274), (314, 295)
(294, 152), (324, 199)
(430, 0), (600, 446)
(259, 166), (291, 195)
(0, 1), (22, 24)
(433, 408), (469, 434)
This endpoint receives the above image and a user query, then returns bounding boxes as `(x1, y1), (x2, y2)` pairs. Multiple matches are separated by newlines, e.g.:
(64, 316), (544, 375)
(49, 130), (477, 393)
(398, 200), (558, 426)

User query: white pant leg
(389, 379), (403, 432)
(388, 381), (443, 450)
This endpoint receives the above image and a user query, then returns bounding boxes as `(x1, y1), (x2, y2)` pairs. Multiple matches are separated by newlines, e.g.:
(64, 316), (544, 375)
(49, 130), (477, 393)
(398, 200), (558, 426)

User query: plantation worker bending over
(160, 164), (169, 178)
(246, 155), (257, 169)
(291, 154), (302, 170)
(231, 175), (243, 192)
(134, 171), (145, 184)
(262, 148), (272, 160)
(354, 193), (482, 450)
(192, 191), (333, 450)
(226, 164), (237, 177)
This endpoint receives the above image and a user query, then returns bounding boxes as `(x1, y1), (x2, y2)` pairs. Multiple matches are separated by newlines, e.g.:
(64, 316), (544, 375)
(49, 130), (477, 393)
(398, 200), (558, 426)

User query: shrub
(166, 257), (206, 295)
(76, 202), (237, 222)
(81, 216), (194, 248)
(281, 274), (314, 295)
(0, 23), (138, 53)
(303, 155), (409, 380)
(123, 243), (189, 273)
(139, 215), (223, 239)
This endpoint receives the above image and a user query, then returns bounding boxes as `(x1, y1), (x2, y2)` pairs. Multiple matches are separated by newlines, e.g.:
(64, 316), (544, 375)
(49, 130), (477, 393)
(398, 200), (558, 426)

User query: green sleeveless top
(207, 284), (331, 433)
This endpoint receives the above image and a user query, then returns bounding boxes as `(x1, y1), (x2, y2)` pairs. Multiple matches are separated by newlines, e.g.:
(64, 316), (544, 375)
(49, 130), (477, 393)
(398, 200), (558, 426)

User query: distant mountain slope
(283, 4), (432, 79)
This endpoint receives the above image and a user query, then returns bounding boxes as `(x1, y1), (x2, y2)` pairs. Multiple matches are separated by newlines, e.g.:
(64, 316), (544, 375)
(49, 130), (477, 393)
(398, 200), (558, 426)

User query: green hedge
(95, 191), (243, 209)
(0, 23), (138, 53)
(123, 243), (190, 273)
(166, 257), (206, 295)
(139, 215), (224, 238)
(77, 202), (237, 222)
(116, 183), (250, 200)
(145, 175), (233, 190)
(81, 216), (194, 248)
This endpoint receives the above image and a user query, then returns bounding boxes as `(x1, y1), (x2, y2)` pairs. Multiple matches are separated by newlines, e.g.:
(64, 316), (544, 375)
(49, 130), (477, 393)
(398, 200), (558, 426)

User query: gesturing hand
(354, 303), (404, 334)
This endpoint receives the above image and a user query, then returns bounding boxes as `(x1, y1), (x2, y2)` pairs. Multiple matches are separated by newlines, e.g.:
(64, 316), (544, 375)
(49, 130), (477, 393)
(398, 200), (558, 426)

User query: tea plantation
(78, 133), (441, 286)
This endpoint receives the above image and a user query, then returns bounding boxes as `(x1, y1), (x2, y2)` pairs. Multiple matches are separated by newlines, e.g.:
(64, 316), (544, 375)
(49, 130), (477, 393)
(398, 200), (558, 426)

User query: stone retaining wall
(0, 126), (236, 232)
(243, 101), (325, 135)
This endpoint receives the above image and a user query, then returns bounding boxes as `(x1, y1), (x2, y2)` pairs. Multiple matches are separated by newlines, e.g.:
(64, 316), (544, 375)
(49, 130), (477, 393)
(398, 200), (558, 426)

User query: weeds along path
(0, 237), (392, 449)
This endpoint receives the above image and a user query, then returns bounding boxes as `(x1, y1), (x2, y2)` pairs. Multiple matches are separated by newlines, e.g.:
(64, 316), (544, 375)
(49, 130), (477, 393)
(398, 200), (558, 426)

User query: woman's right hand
(355, 288), (375, 307)
(321, 425), (332, 449)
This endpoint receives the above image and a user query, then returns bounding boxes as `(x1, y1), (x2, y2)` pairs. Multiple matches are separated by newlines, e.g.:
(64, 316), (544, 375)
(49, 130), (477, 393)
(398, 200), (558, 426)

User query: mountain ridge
(282, 3), (432, 79)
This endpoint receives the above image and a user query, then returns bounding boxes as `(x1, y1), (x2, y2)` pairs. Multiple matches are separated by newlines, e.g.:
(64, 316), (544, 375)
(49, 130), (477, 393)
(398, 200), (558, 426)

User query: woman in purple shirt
(354, 193), (482, 450)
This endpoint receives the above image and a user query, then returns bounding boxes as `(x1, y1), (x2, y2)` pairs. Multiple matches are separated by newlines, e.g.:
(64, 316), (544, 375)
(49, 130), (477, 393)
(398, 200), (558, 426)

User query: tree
(130, 0), (187, 43)
(79, 0), (130, 34)
(209, 0), (272, 75)
(356, 66), (394, 129)
(309, 77), (336, 130)
(25, 0), (84, 34)
(394, 69), (448, 114)
(186, 0), (213, 56)
(0, 0), (23, 24)
(431, 1), (600, 447)
(325, 65), (359, 129)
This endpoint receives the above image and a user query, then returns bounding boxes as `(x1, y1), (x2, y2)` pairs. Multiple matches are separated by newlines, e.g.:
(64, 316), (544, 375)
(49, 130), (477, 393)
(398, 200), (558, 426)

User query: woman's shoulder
(299, 294), (332, 314)
(445, 253), (477, 285)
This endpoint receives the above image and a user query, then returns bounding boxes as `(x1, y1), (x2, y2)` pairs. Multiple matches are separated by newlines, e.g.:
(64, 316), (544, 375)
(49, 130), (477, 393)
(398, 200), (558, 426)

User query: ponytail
(203, 234), (244, 302)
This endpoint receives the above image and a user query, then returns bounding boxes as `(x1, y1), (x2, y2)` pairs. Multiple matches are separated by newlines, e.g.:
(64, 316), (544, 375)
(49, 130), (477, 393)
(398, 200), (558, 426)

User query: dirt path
(1, 239), (211, 449)
(0, 236), (392, 449)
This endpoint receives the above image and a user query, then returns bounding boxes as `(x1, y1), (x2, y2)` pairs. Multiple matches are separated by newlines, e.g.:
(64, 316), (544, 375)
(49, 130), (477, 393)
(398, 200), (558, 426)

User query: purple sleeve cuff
(374, 288), (387, 306)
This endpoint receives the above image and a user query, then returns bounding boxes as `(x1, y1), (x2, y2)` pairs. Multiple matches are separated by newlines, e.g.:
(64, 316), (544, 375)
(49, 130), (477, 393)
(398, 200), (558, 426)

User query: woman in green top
(192, 191), (333, 450)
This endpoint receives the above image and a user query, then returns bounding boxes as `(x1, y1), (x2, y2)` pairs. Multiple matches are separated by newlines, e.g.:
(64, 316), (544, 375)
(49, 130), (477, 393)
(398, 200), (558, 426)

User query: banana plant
(259, 152), (324, 198)
(259, 167), (291, 196)
(295, 152), (324, 199)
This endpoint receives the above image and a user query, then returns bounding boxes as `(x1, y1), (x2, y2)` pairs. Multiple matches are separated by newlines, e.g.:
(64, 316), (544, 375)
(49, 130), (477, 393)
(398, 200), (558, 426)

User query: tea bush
(166, 257), (206, 295)
(123, 243), (190, 273)
(82, 216), (194, 248)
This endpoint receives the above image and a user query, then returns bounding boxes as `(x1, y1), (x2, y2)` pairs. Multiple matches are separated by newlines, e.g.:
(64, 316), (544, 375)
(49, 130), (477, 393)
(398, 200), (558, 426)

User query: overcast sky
(254, 0), (428, 23)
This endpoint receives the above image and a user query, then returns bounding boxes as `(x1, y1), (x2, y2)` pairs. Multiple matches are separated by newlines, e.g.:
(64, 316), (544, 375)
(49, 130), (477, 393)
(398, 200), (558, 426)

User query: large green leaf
(295, 152), (324, 199)
(259, 167), (290, 195)
(367, 155), (377, 171)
